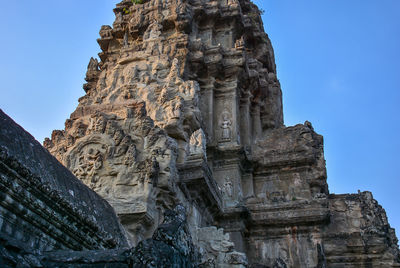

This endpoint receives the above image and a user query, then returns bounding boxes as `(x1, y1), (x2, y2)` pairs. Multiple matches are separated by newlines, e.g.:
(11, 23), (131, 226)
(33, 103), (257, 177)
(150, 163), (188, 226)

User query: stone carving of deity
(92, 115), (106, 134)
(105, 121), (116, 136)
(87, 149), (102, 172)
(223, 178), (233, 198)
(93, 154), (103, 171)
(166, 58), (183, 86)
(74, 155), (88, 180)
(113, 130), (125, 146)
(73, 148), (104, 182)
(220, 112), (232, 141)
(189, 129), (206, 156)
(88, 150), (103, 185)
(74, 122), (87, 138)
(168, 58), (180, 79)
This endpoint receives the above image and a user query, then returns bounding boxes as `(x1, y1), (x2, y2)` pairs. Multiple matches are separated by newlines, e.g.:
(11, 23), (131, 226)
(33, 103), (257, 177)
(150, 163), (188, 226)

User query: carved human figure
(113, 130), (125, 146)
(168, 58), (180, 80)
(220, 112), (232, 141)
(105, 120), (116, 136)
(189, 129), (205, 155)
(93, 154), (103, 171)
(86, 148), (99, 162)
(73, 155), (88, 180)
(91, 115), (106, 133)
(87, 149), (103, 178)
(223, 178), (234, 198)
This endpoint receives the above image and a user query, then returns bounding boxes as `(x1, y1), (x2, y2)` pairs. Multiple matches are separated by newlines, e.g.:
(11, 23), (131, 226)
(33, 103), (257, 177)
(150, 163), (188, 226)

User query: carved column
(251, 102), (262, 141)
(200, 84), (214, 143)
(240, 94), (251, 148)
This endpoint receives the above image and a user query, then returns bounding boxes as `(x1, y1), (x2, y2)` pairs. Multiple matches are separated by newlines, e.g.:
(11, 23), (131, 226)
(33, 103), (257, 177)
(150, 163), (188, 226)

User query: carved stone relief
(189, 128), (206, 158)
(69, 140), (108, 185)
(223, 177), (234, 199)
(219, 110), (232, 142)
(43, 0), (400, 267)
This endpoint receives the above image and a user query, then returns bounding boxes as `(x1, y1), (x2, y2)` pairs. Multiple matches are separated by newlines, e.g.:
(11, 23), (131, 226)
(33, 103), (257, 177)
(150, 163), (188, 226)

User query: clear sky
(0, 1), (399, 240)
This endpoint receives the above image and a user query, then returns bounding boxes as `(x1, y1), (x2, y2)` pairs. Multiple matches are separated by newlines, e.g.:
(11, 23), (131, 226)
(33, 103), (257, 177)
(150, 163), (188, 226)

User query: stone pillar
(200, 85), (214, 143)
(241, 173), (254, 199)
(240, 94), (251, 148)
(251, 103), (262, 141)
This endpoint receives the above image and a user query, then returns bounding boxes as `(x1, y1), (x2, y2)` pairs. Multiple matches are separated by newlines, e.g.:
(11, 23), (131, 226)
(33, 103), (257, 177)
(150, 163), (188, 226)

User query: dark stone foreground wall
(0, 109), (198, 267)
(0, 109), (127, 252)
(0, 205), (198, 267)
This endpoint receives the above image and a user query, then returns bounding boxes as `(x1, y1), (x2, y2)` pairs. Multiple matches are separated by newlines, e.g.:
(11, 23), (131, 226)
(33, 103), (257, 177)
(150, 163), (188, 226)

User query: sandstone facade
(43, 0), (399, 267)
(0, 109), (130, 266)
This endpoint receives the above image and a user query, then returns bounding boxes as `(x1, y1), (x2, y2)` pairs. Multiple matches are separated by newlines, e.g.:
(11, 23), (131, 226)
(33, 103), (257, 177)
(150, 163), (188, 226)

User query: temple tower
(45, 0), (400, 267)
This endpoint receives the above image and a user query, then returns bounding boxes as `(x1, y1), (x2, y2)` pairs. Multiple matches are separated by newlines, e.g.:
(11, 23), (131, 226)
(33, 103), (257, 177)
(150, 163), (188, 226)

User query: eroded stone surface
(0, 110), (129, 252)
(323, 192), (400, 267)
(0, 109), (131, 267)
(40, 0), (400, 267)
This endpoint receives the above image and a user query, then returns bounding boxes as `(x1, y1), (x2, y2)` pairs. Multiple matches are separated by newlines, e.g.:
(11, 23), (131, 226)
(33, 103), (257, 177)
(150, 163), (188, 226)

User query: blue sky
(0, 1), (399, 239)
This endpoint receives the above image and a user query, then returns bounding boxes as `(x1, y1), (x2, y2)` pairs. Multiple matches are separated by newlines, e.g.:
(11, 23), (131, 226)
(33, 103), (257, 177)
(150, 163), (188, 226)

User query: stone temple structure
(0, 0), (399, 267)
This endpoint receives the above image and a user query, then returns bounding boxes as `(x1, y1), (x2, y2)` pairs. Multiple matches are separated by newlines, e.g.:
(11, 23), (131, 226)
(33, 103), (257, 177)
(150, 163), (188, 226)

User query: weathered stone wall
(45, 0), (208, 244)
(0, 109), (238, 267)
(0, 110), (129, 252)
(323, 192), (400, 267)
(44, 0), (283, 244)
(245, 123), (330, 267)
(42, 0), (400, 267)
(0, 204), (202, 267)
